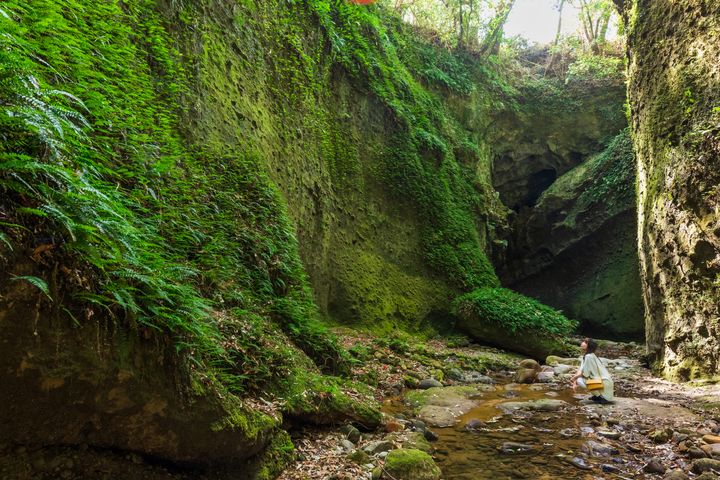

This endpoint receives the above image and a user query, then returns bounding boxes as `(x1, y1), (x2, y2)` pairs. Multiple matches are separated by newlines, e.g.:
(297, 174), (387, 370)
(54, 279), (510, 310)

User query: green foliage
(0, 0), (346, 399)
(11, 275), (52, 300)
(566, 53), (624, 83)
(454, 287), (578, 336)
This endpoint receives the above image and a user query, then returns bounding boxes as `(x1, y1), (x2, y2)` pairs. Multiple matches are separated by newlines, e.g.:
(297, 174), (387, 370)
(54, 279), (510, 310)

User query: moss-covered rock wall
(0, 0), (507, 474)
(626, 0), (720, 379)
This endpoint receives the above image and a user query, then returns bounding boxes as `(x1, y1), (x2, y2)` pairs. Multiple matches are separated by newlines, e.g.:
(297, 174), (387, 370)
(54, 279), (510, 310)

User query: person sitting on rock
(570, 337), (614, 404)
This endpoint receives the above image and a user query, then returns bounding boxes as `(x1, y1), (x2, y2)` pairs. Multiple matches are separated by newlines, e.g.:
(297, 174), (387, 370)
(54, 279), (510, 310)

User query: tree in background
(572, 0), (614, 52)
(387, 0), (516, 53)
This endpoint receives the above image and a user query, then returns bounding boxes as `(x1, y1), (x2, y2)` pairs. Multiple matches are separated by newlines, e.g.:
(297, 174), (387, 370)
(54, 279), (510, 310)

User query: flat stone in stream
(499, 442), (539, 454)
(417, 406), (458, 427)
(498, 399), (568, 414)
(582, 440), (618, 457)
(569, 456), (592, 470)
(461, 371), (493, 384)
(407, 386), (484, 427)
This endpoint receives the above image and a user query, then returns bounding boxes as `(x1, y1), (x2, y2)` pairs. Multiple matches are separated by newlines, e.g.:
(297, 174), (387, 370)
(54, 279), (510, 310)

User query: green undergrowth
(0, 0), (348, 408)
(454, 287), (578, 336)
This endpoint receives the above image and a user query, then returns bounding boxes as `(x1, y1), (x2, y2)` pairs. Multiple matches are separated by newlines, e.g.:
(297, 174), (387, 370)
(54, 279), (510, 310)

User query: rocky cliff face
(490, 76), (642, 338)
(503, 132), (644, 339)
(626, 0), (720, 379)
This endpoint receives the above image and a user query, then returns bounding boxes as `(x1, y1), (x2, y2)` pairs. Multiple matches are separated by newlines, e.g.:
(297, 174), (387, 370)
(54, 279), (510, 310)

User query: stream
(383, 380), (656, 479)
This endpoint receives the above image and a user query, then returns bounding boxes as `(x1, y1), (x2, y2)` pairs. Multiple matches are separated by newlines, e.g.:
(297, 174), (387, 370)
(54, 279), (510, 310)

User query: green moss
(454, 288), (577, 336)
(279, 370), (382, 429)
(453, 288), (576, 358)
(250, 430), (296, 480)
(210, 394), (278, 442)
(384, 449), (441, 480)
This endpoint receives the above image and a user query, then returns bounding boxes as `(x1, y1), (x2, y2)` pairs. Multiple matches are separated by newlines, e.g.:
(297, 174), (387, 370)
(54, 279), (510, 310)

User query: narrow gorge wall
(627, 0), (720, 378)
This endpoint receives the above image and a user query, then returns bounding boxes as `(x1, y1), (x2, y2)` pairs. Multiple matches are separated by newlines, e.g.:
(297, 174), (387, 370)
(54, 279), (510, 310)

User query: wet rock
(650, 428), (674, 443)
(690, 446), (709, 458)
(417, 406), (457, 428)
(407, 386), (482, 427)
(499, 442), (539, 454)
(664, 470), (689, 480)
(445, 369), (463, 381)
(553, 364), (575, 375)
(569, 456), (592, 470)
(363, 440), (393, 455)
(519, 359), (541, 370)
(703, 434), (720, 444)
(423, 429), (439, 442)
(461, 372), (493, 384)
(499, 399), (568, 413)
(465, 419), (484, 430)
(411, 420), (426, 432)
(515, 368), (538, 384)
(598, 430), (622, 440)
(601, 463), (620, 473)
(692, 458), (720, 474)
(560, 428), (578, 438)
(644, 458), (667, 474)
(546, 356), (580, 366)
(382, 449), (441, 480)
(582, 440), (618, 457)
(536, 371), (555, 383)
(701, 443), (720, 458)
(419, 378), (443, 389)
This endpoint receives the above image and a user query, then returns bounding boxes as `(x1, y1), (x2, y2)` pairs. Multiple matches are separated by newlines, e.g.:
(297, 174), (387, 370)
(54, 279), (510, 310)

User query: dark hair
(583, 337), (598, 357)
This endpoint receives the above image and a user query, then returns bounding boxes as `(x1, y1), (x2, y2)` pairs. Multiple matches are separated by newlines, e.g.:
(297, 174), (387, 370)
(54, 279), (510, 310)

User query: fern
(11, 275), (52, 301)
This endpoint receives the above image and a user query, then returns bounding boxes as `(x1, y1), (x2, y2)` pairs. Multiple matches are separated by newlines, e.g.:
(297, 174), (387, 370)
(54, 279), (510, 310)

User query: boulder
(382, 449), (441, 480)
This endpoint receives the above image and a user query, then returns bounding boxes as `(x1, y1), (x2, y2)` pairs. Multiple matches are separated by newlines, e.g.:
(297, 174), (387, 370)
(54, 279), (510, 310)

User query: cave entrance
(520, 168), (557, 209)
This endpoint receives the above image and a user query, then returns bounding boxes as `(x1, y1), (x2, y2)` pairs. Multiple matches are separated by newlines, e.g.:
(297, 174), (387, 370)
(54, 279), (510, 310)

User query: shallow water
(386, 383), (638, 479)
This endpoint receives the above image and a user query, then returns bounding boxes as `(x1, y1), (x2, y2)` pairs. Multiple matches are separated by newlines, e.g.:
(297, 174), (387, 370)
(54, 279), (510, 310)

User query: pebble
(690, 446), (709, 458)
(569, 456), (592, 470)
(346, 427), (361, 444)
(412, 419), (427, 431)
(701, 443), (720, 458)
(582, 440), (617, 457)
(644, 458), (667, 474)
(703, 434), (720, 444)
(598, 430), (621, 440)
(601, 463), (620, 473)
(499, 442), (538, 454)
